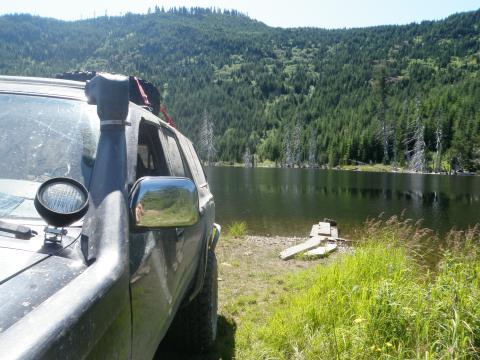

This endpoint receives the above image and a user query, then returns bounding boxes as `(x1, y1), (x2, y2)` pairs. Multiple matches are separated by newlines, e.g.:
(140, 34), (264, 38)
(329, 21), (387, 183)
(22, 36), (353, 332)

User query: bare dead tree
(390, 94), (408, 170)
(372, 62), (389, 164)
(407, 98), (426, 172)
(282, 121), (303, 167)
(308, 129), (317, 167)
(282, 126), (293, 167)
(402, 98), (414, 165)
(243, 147), (252, 168)
(433, 109), (443, 173)
(199, 109), (216, 166)
(390, 108), (398, 170)
(291, 121), (302, 167)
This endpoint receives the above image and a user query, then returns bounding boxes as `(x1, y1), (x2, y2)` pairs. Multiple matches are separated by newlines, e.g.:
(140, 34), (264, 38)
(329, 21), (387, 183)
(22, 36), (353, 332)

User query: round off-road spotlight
(34, 177), (89, 227)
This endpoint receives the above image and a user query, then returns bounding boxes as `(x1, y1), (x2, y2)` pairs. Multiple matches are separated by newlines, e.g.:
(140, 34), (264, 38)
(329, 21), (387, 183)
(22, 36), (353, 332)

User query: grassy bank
(337, 163), (403, 172)
(218, 219), (480, 359)
(209, 162), (480, 175)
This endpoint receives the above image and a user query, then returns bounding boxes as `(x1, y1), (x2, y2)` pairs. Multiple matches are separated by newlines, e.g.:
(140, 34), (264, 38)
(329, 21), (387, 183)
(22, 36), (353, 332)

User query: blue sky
(1, 0), (479, 28)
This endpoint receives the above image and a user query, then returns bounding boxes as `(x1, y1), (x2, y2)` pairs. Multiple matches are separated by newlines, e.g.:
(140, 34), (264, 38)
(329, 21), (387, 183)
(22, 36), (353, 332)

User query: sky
(0, 0), (479, 28)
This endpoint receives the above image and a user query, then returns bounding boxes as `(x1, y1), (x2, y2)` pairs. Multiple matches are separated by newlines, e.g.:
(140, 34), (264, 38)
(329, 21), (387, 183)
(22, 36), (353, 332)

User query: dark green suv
(0, 73), (220, 359)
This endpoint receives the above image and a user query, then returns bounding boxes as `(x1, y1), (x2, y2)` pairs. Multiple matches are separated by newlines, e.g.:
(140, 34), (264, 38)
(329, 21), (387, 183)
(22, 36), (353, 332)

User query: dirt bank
(217, 235), (346, 315)
(159, 234), (349, 359)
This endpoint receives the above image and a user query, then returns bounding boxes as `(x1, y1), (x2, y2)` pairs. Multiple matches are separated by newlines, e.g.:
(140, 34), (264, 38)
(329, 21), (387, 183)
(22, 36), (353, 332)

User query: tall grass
(227, 221), (248, 238)
(236, 217), (480, 359)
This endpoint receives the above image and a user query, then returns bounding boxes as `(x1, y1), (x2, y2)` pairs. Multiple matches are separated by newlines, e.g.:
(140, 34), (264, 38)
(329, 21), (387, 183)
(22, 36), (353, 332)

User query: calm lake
(206, 167), (480, 237)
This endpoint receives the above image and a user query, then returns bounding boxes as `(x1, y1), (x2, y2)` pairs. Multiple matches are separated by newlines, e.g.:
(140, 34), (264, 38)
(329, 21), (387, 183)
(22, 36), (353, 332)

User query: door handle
(176, 228), (185, 239)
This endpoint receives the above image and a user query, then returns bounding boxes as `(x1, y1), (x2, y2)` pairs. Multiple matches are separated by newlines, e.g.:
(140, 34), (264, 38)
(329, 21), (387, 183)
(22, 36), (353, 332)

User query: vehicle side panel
(127, 112), (190, 358)
(128, 110), (209, 358)
(175, 132), (216, 300)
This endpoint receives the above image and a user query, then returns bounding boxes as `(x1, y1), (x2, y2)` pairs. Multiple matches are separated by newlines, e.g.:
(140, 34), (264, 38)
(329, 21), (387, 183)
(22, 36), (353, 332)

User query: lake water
(206, 167), (480, 237)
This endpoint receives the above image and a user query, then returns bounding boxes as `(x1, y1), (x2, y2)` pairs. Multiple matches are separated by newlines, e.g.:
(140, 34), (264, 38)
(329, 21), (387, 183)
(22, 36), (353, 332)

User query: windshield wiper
(0, 219), (38, 239)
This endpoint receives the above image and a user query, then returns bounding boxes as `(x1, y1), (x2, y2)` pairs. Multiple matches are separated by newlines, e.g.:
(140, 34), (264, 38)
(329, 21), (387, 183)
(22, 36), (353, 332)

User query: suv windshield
(0, 93), (100, 220)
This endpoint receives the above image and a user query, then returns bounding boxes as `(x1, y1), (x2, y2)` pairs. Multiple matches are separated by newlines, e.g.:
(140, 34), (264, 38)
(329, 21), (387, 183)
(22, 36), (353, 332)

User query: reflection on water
(206, 167), (480, 236)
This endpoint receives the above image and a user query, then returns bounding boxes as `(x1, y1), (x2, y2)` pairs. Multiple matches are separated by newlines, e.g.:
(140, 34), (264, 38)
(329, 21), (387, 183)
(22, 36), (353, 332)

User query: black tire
(163, 250), (218, 353)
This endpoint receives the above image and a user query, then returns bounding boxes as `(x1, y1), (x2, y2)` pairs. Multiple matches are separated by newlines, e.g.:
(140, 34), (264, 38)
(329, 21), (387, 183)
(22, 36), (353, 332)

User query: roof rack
(54, 71), (161, 116)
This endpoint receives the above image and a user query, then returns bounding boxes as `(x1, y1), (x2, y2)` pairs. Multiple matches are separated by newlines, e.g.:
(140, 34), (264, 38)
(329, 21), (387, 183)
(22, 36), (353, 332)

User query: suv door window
(177, 133), (208, 187)
(136, 121), (168, 179)
(186, 141), (207, 187)
(159, 128), (188, 178)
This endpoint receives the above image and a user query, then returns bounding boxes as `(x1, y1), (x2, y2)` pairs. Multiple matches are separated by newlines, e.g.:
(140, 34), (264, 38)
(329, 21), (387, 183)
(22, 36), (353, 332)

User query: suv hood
(0, 226), (85, 334)
(0, 247), (48, 284)
(0, 224), (82, 284)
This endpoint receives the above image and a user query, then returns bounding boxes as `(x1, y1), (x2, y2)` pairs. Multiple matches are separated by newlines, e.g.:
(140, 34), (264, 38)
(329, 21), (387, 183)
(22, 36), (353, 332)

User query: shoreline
(164, 217), (480, 359)
(208, 162), (478, 176)
(213, 221), (479, 359)
(215, 234), (350, 340)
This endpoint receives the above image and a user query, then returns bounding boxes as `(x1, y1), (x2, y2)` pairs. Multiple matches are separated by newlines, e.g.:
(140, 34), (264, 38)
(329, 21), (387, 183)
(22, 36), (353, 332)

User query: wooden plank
(305, 243), (338, 258)
(335, 237), (353, 243)
(331, 226), (339, 239)
(318, 222), (331, 236)
(309, 224), (320, 237)
(280, 236), (327, 260)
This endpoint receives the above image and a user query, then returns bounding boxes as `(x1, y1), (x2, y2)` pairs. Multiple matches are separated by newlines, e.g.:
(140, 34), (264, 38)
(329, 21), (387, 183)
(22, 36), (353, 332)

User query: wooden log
(335, 237), (353, 243)
(330, 226), (339, 239)
(323, 218), (338, 226)
(305, 243), (338, 258)
(280, 236), (327, 260)
(309, 224), (320, 237)
(318, 222), (331, 236)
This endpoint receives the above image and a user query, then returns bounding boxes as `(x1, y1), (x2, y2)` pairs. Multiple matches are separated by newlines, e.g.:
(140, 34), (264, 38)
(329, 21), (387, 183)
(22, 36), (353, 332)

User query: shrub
(227, 221), (247, 238)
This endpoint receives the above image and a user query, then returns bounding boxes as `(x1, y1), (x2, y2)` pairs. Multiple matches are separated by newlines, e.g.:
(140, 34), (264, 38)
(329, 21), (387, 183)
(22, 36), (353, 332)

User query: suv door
(176, 132), (215, 238)
(129, 120), (189, 359)
(158, 127), (205, 298)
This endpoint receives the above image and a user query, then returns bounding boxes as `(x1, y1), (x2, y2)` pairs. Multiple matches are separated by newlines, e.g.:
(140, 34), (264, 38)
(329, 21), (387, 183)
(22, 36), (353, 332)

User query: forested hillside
(1, 7), (479, 171)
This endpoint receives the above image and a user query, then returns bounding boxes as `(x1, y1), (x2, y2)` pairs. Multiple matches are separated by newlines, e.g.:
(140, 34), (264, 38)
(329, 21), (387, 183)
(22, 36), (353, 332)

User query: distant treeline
(0, 8), (479, 171)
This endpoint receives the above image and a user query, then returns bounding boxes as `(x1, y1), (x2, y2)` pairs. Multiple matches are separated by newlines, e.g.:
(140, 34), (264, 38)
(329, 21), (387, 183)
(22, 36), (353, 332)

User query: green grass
(227, 221), (248, 238)
(338, 163), (405, 172)
(234, 219), (480, 359)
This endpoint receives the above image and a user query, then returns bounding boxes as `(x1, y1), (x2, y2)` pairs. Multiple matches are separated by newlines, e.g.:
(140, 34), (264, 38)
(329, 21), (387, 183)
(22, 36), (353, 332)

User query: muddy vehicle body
(0, 74), (220, 359)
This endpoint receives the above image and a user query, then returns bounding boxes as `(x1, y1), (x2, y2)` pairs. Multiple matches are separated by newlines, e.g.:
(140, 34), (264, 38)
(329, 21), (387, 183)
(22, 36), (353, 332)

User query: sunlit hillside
(1, 8), (479, 170)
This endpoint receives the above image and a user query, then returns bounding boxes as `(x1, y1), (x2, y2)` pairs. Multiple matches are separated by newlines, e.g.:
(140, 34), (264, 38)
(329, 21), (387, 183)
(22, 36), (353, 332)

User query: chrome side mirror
(129, 177), (199, 229)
